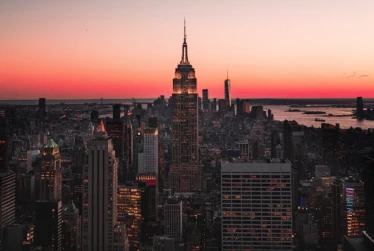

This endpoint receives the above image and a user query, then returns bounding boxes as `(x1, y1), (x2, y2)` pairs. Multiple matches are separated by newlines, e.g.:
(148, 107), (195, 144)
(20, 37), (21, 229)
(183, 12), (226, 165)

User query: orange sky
(1, 0), (374, 99)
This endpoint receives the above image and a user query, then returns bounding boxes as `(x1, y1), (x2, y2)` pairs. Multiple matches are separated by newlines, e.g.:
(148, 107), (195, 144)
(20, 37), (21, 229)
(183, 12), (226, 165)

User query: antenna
(184, 17), (186, 41)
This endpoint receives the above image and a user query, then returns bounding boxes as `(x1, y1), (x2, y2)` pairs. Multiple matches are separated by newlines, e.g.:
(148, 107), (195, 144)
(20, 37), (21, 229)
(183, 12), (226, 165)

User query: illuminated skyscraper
(169, 19), (201, 192)
(40, 138), (62, 201)
(83, 123), (119, 251)
(141, 128), (158, 174)
(224, 71), (231, 107)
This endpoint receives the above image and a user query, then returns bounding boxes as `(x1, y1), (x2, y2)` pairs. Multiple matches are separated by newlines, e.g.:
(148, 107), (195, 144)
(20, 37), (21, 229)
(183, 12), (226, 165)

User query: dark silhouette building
(0, 134), (8, 172)
(39, 98), (46, 122)
(202, 89), (209, 112)
(357, 97), (364, 118)
(35, 200), (62, 251)
(148, 117), (158, 128)
(113, 104), (121, 121)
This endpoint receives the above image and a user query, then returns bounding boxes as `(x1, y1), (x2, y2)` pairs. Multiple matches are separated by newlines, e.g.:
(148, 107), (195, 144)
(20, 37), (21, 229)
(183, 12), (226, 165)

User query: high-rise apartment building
(35, 200), (62, 251)
(164, 197), (183, 242)
(141, 128), (158, 174)
(224, 71), (231, 107)
(40, 138), (62, 201)
(83, 125), (119, 251)
(169, 20), (200, 192)
(221, 160), (293, 250)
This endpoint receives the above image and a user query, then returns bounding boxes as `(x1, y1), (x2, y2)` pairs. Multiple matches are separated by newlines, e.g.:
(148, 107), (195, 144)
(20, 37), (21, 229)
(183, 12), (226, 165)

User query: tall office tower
(40, 138), (62, 201)
(141, 128), (158, 174)
(35, 200), (62, 251)
(202, 89), (210, 112)
(63, 202), (82, 251)
(124, 121), (133, 182)
(342, 177), (365, 237)
(83, 126), (119, 251)
(362, 153), (374, 234)
(224, 71), (231, 107)
(136, 174), (159, 245)
(39, 98), (46, 122)
(211, 98), (217, 111)
(117, 183), (142, 250)
(113, 104), (121, 121)
(0, 135), (8, 172)
(106, 120), (125, 183)
(221, 160), (293, 251)
(164, 197), (183, 242)
(357, 97), (364, 118)
(0, 171), (16, 249)
(169, 20), (200, 192)
(283, 120), (293, 160)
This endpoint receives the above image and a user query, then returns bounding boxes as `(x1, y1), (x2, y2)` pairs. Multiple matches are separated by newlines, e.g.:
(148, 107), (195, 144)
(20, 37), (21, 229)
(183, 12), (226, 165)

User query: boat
(315, 118), (326, 122)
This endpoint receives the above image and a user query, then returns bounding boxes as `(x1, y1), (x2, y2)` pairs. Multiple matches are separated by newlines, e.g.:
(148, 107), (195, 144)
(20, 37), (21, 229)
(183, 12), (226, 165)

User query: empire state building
(168, 20), (201, 192)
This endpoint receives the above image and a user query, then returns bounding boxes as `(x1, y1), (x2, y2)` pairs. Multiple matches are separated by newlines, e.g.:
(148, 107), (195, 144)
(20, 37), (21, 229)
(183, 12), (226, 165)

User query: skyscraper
(202, 89), (210, 112)
(221, 159), (293, 250)
(164, 197), (183, 242)
(224, 71), (231, 107)
(35, 200), (62, 251)
(141, 128), (158, 174)
(0, 171), (16, 250)
(40, 138), (62, 201)
(63, 202), (82, 251)
(168, 19), (200, 192)
(83, 124), (119, 251)
(357, 97), (364, 118)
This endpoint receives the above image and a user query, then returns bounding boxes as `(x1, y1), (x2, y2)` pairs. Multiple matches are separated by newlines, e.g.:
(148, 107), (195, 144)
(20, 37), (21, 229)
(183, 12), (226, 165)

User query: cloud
(359, 75), (368, 79)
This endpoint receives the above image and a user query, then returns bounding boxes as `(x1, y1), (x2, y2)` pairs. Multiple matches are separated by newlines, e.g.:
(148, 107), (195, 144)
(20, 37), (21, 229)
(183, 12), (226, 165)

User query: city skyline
(1, 0), (374, 99)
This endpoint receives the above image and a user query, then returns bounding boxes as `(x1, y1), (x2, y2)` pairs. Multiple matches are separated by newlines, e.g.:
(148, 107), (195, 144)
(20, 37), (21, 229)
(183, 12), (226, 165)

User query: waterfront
(1, 99), (373, 129)
(265, 105), (374, 129)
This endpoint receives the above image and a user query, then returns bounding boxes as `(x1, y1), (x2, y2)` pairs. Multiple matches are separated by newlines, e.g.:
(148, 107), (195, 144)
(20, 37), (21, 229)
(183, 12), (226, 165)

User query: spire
(180, 18), (189, 64)
(227, 69), (229, 80)
(184, 17), (186, 42)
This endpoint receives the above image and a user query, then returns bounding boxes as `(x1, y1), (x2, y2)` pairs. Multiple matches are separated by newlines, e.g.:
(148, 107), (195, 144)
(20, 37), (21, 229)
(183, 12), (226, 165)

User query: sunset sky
(1, 0), (374, 99)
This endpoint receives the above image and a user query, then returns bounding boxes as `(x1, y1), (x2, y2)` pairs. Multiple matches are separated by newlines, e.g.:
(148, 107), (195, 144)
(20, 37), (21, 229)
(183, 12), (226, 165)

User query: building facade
(142, 128), (158, 174)
(40, 138), (62, 201)
(168, 20), (200, 192)
(221, 160), (293, 250)
(164, 198), (183, 242)
(83, 126), (119, 251)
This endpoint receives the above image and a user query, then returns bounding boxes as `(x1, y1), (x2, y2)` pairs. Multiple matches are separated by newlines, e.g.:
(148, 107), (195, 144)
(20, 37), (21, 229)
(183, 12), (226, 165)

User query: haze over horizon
(1, 0), (374, 99)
